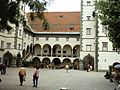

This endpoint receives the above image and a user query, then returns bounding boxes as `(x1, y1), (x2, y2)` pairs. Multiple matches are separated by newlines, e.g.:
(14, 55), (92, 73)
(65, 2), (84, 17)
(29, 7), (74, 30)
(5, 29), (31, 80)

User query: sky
(25, 0), (81, 12)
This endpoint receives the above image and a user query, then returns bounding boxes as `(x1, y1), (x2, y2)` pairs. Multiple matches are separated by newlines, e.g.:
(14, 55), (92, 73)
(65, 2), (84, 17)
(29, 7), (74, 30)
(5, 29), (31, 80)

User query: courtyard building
(0, 0), (120, 71)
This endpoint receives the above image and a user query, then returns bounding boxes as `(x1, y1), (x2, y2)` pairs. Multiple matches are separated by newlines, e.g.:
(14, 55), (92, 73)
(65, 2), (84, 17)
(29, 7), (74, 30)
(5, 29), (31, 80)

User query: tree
(0, 0), (51, 31)
(97, 0), (120, 50)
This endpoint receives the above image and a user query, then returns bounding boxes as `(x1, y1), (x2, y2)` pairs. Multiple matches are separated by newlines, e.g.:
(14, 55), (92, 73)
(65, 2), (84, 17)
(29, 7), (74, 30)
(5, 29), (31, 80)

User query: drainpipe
(94, 0), (98, 72)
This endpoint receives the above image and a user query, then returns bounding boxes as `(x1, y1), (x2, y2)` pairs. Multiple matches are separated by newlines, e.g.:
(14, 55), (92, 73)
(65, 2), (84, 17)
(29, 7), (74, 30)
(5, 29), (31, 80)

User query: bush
(22, 61), (33, 67)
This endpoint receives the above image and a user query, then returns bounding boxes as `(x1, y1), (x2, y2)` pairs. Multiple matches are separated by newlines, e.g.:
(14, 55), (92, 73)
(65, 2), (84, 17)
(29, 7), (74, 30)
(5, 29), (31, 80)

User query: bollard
(60, 87), (68, 90)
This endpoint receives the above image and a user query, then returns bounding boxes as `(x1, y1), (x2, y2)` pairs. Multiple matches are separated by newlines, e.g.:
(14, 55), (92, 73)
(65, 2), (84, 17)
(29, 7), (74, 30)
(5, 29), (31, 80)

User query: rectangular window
(19, 30), (21, 36)
(86, 45), (91, 51)
(44, 50), (47, 53)
(76, 38), (79, 41)
(102, 25), (108, 35)
(1, 41), (4, 49)
(102, 42), (108, 51)
(87, 1), (91, 6)
(66, 37), (69, 41)
(46, 37), (49, 41)
(24, 43), (26, 48)
(36, 37), (39, 41)
(87, 16), (91, 20)
(18, 44), (21, 50)
(7, 43), (11, 49)
(63, 51), (66, 53)
(86, 28), (91, 35)
(56, 37), (59, 41)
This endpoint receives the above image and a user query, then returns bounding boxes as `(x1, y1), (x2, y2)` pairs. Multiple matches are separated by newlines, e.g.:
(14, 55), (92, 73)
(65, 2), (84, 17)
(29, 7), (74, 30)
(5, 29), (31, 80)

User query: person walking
(33, 66), (40, 87)
(65, 64), (69, 73)
(18, 67), (26, 86)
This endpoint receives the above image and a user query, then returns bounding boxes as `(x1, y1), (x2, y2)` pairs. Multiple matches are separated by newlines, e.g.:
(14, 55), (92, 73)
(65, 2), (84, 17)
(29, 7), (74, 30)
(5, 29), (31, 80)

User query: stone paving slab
(0, 68), (118, 90)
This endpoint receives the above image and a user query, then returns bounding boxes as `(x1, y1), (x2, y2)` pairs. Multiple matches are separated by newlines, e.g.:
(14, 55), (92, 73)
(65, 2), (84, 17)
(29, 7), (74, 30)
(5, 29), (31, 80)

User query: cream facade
(80, 0), (120, 71)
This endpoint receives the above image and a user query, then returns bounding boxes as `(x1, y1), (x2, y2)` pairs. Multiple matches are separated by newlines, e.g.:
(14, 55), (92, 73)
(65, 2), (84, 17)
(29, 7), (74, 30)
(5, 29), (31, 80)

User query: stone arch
(32, 57), (41, 67)
(52, 44), (61, 57)
(83, 54), (94, 70)
(42, 58), (51, 68)
(33, 44), (41, 56)
(43, 44), (51, 56)
(52, 58), (61, 65)
(73, 59), (80, 70)
(62, 58), (71, 66)
(63, 44), (72, 57)
(3, 51), (13, 67)
(73, 45), (80, 57)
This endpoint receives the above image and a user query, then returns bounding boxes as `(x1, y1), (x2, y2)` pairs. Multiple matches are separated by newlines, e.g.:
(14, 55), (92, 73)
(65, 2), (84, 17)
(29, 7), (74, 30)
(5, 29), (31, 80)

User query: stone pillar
(79, 60), (84, 70)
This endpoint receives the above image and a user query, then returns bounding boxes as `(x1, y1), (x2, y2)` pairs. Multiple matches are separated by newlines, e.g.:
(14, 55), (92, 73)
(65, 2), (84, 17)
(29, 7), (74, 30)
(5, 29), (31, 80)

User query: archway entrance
(83, 54), (94, 70)
(73, 59), (80, 70)
(42, 58), (50, 68)
(32, 57), (41, 67)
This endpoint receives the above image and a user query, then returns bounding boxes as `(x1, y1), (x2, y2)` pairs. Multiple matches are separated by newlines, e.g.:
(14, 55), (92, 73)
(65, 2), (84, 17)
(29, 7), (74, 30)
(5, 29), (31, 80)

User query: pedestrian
(87, 63), (90, 72)
(18, 67), (26, 86)
(65, 64), (69, 73)
(33, 66), (40, 87)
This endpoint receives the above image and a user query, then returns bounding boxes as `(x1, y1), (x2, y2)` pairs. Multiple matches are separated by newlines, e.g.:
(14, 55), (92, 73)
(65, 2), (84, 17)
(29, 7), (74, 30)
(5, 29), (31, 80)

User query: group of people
(87, 64), (92, 72)
(18, 66), (40, 87)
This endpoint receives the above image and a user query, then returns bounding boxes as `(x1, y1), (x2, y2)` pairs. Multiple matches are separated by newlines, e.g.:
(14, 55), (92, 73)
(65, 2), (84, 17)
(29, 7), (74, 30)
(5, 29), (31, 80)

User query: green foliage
(97, 0), (120, 49)
(0, 0), (51, 31)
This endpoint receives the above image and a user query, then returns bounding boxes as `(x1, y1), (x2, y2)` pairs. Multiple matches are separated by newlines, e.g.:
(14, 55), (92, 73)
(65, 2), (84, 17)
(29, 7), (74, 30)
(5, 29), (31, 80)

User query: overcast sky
(25, 0), (81, 12)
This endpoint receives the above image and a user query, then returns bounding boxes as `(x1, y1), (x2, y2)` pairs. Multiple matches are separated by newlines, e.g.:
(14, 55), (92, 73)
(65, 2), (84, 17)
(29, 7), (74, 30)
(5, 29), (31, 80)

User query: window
(66, 37), (69, 41)
(18, 44), (21, 50)
(63, 51), (66, 53)
(44, 50), (47, 53)
(56, 37), (59, 41)
(87, 16), (91, 20)
(36, 37), (39, 41)
(24, 43), (26, 48)
(86, 28), (91, 35)
(7, 43), (11, 49)
(76, 38), (79, 41)
(102, 42), (108, 51)
(46, 37), (49, 41)
(102, 25), (108, 35)
(19, 30), (21, 36)
(1, 41), (4, 49)
(58, 51), (61, 53)
(87, 1), (91, 6)
(86, 45), (91, 51)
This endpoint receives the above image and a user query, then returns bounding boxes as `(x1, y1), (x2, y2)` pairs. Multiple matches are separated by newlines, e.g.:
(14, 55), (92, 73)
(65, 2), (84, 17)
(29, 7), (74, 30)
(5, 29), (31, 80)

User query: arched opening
(73, 45), (80, 57)
(42, 58), (50, 68)
(26, 45), (30, 54)
(52, 58), (61, 65)
(62, 58), (72, 69)
(83, 54), (94, 70)
(43, 44), (51, 56)
(33, 44), (41, 56)
(53, 44), (61, 57)
(63, 45), (72, 57)
(32, 57), (41, 67)
(73, 59), (80, 70)
(3, 51), (13, 67)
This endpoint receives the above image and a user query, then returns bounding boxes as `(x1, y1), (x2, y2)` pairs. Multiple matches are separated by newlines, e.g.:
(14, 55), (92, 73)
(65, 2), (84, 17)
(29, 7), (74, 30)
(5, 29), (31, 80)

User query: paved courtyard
(0, 68), (118, 90)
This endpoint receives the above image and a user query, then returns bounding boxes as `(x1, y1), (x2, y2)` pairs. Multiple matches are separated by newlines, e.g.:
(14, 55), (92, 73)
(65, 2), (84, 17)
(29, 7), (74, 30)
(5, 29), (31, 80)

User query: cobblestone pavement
(0, 68), (118, 90)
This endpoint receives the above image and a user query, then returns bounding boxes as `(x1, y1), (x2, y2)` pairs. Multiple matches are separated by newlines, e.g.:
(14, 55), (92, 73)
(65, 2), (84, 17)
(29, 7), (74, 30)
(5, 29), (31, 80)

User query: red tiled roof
(27, 12), (80, 32)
